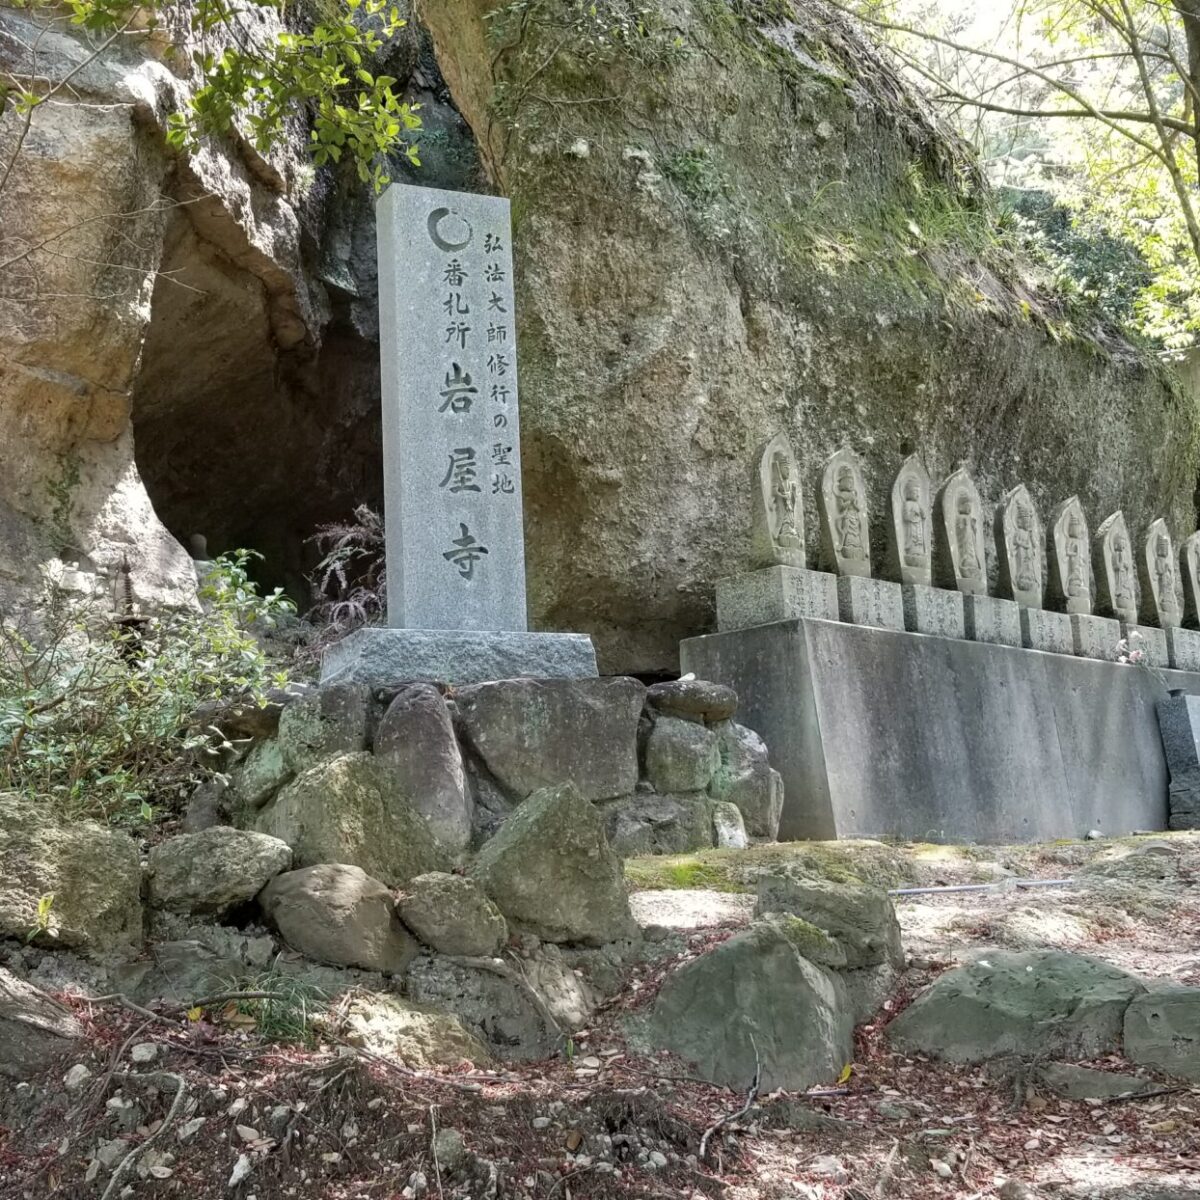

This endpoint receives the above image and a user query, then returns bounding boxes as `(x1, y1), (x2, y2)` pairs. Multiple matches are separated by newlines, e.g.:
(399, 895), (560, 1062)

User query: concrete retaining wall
(681, 618), (1192, 843)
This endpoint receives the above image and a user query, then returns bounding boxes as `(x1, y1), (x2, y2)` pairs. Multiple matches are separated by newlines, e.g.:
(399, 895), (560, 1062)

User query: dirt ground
(1, 832), (1197, 1200)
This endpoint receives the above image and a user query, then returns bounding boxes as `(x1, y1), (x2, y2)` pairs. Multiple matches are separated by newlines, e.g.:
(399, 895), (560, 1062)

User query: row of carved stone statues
(724, 434), (1200, 667)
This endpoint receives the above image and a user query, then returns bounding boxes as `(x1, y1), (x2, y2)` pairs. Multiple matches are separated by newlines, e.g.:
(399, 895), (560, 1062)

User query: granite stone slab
(1070, 614), (1120, 661)
(377, 184), (526, 631)
(963, 595), (1022, 648)
(837, 576), (904, 631)
(320, 628), (598, 687)
(681, 618), (1181, 843)
(902, 584), (965, 638)
(1021, 608), (1073, 655)
(1122, 623), (1169, 669)
(716, 566), (838, 632)
(1166, 627), (1200, 672)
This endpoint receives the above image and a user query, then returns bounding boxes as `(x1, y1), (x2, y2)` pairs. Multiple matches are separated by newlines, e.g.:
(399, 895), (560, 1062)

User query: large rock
(0, 968), (84, 1080)
(455, 678), (644, 802)
(888, 951), (1146, 1063)
(1124, 987), (1200, 1081)
(337, 992), (491, 1067)
(255, 753), (449, 887)
(643, 717), (721, 794)
(227, 740), (293, 815)
(603, 793), (714, 858)
(709, 722), (783, 839)
(470, 784), (636, 945)
(260, 864), (417, 975)
(418, 0), (1200, 675)
(754, 874), (903, 968)
(647, 680), (738, 724)
(147, 826), (292, 915)
(642, 917), (853, 1091)
(0, 794), (142, 958)
(276, 684), (373, 774)
(396, 872), (507, 958)
(374, 684), (472, 855)
(108, 940), (249, 1006)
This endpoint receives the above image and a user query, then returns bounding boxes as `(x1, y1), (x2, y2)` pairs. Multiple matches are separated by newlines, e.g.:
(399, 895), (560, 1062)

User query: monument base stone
(902, 584), (965, 638)
(1166, 627), (1200, 672)
(837, 576), (904, 631)
(320, 628), (599, 687)
(1021, 608), (1073, 655)
(1122, 624), (1169, 669)
(1070, 614), (1120, 661)
(963, 595), (1022, 648)
(716, 566), (838, 632)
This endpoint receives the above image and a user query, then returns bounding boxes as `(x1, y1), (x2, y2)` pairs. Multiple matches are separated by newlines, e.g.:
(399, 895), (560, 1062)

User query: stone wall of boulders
(220, 675), (784, 862)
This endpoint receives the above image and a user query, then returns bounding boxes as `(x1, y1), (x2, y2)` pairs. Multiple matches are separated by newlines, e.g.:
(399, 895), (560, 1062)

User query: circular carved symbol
(427, 207), (473, 252)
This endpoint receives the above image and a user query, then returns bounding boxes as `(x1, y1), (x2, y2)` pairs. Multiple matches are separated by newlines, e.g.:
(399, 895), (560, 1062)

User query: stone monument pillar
(1045, 497), (1119, 660)
(817, 448), (903, 631)
(714, 434), (840, 631)
(885, 455), (964, 637)
(934, 466), (1020, 647)
(1094, 510), (1166, 668)
(320, 184), (597, 686)
(1182, 531), (1200, 628)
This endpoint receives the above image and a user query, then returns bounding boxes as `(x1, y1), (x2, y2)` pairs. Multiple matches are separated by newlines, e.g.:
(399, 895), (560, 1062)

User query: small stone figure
(934, 466), (987, 595)
(818, 448), (871, 578)
(1182, 531), (1200, 628)
(750, 433), (805, 570)
(1157, 533), (1179, 617)
(1094, 511), (1138, 624)
(1047, 497), (1091, 615)
(1139, 518), (1181, 628)
(996, 484), (1043, 607)
(887, 455), (933, 587)
(902, 478), (927, 568)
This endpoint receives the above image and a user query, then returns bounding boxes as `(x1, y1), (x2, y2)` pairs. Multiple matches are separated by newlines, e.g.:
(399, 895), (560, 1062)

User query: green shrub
(0, 551), (293, 824)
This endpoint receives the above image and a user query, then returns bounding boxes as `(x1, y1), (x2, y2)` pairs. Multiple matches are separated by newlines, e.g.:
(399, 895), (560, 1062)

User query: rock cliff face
(2, 0), (1197, 671)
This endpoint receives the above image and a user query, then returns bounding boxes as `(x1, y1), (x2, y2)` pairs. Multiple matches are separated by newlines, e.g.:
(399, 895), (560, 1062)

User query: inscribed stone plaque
(1094, 511), (1138, 625)
(963, 595), (1021, 647)
(837, 576), (904, 631)
(887, 454), (932, 587)
(934, 467), (987, 595)
(996, 484), (1044, 608)
(1166, 627), (1200, 672)
(1020, 608), (1072, 655)
(1139, 517), (1182, 629)
(1070, 614), (1120, 661)
(1047, 496), (1092, 615)
(1121, 623), (1168, 669)
(715, 566), (838, 632)
(902, 584), (965, 638)
(377, 184), (526, 631)
(1182, 532), (1200, 628)
(818, 448), (871, 578)
(751, 434), (805, 570)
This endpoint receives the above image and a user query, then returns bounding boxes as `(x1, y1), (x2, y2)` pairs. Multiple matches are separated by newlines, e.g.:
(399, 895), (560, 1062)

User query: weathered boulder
(646, 680), (738, 724)
(260, 863), (417, 975)
(603, 793), (714, 858)
(337, 992), (491, 1067)
(1124, 987), (1200, 1081)
(374, 684), (472, 855)
(0, 794), (142, 958)
(1037, 1062), (1154, 1100)
(470, 784), (636, 945)
(147, 826), (292, 916)
(710, 723), (783, 839)
(455, 678), (644, 802)
(711, 800), (749, 849)
(754, 874), (903, 969)
(418, 0), (1200, 674)
(276, 684), (373, 774)
(407, 943), (596, 1060)
(643, 717), (721, 794)
(0, 967), (84, 1080)
(255, 753), (448, 887)
(228, 740), (293, 814)
(397, 872), (508, 958)
(888, 951), (1146, 1063)
(642, 917), (853, 1090)
(109, 940), (248, 1006)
